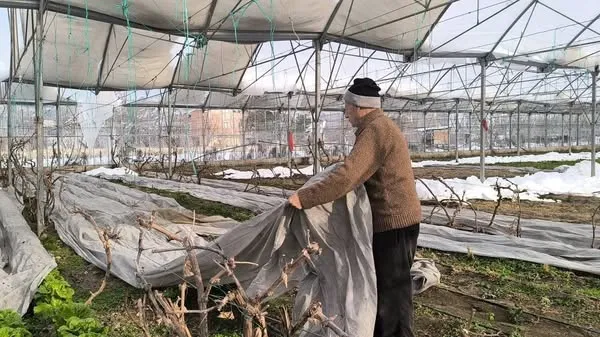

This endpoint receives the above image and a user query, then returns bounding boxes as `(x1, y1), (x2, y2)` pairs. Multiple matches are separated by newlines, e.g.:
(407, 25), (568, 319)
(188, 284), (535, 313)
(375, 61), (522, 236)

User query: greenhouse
(1, 1), (600, 337)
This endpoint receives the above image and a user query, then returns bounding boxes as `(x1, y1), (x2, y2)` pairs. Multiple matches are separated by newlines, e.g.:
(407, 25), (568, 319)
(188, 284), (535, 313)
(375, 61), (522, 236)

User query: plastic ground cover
(51, 171), (440, 336)
(0, 189), (56, 315)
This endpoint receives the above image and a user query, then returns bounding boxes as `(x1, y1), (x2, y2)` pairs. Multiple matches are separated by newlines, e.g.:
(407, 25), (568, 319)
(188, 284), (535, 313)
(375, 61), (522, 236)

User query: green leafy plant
(0, 310), (25, 329)
(35, 270), (75, 304)
(56, 317), (107, 337)
(0, 310), (32, 337)
(0, 327), (32, 337)
(33, 269), (107, 337)
(34, 302), (93, 326)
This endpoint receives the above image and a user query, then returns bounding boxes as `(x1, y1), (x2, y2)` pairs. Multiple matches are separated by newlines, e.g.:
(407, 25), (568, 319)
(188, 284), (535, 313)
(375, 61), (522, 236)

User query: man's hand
(288, 193), (303, 209)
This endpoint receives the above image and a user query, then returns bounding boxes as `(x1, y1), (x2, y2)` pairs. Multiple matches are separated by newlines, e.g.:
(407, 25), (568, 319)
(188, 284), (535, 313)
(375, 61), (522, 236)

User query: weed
(491, 160), (581, 170)
(540, 297), (551, 312)
(509, 327), (524, 337)
(508, 307), (525, 324)
(577, 287), (600, 299)
(419, 249), (600, 328)
(114, 182), (255, 222)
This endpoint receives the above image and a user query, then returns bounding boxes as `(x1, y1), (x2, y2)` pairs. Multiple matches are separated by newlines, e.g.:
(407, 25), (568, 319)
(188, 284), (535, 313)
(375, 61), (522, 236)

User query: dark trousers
(373, 223), (420, 337)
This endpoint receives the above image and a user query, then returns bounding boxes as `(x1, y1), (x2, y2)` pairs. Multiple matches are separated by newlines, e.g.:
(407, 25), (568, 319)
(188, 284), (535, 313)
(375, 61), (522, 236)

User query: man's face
(344, 103), (361, 127)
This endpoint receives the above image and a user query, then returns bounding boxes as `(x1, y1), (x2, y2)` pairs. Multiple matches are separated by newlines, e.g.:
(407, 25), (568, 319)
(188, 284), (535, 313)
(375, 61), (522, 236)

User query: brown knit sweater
(297, 109), (422, 232)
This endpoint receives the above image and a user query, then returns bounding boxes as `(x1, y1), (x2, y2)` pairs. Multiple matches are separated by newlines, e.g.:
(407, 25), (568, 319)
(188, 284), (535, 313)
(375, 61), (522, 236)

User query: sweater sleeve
(297, 126), (382, 209)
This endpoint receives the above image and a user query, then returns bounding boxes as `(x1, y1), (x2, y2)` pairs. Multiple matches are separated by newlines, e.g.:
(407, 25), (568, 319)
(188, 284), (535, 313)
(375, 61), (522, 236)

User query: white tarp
(51, 171), (441, 337)
(100, 173), (291, 199)
(49, 165), (600, 336)
(96, 171), (600, 276)
(90, 172), (285, 213)
(423, 204), (600, 274)
(0, 189), (57, 315)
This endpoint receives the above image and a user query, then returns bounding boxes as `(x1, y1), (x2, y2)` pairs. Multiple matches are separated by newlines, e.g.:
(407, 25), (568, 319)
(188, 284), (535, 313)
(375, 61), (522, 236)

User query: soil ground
(28, 180), (599, 337)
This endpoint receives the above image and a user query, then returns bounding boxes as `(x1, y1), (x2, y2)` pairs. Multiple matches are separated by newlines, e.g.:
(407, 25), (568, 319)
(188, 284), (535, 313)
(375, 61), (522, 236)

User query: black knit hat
(348, 78), (381, 97)
(344, 77), (381, 108)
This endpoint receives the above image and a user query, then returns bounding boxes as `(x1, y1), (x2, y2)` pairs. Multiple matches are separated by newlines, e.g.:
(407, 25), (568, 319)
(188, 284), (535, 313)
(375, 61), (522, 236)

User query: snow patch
(417, 160), (600, 202)
(412, 152), (593, 168)
(84, 167), (138, 177)
(216, 165), (314, 179)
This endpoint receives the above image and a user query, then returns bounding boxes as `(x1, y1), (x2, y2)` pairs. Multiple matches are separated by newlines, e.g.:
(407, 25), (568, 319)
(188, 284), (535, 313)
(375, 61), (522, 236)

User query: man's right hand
(288, 193), (303, 209)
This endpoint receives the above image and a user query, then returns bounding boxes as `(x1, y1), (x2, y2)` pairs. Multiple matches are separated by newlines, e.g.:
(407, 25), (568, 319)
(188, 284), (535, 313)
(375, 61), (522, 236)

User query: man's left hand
(288, 193), (303, 209)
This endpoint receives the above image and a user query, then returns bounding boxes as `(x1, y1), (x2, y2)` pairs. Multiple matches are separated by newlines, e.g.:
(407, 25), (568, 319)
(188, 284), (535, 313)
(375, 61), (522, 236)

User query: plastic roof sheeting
(32, 0), (450, 50)
(326, 0), (448, 52)
(9, 0), (451, 90)
(50, 0), (216, 30)
(5, 0), (600, 108)
(16, 11), (255, 91)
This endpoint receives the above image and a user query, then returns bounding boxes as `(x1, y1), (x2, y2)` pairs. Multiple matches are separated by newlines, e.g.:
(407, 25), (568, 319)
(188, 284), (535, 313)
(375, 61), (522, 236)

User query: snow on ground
(214, 152), (595, 181)
(216, 165), (314, 179)
(83, 153), (600, 203)
(417, 160), (600, 202)
(412, 152), (593, 167)
(83, 167), (138, 177)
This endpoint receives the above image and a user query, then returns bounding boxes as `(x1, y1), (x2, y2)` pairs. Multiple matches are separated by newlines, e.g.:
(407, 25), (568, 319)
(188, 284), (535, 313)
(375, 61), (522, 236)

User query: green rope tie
(84, 0), (92, 82)
(53, 9), (58, 74)
(229, 0), (276, 91)
(118, 0), (137, 144)
(182, 0), (192, 82)
(67, 1), (73, 88)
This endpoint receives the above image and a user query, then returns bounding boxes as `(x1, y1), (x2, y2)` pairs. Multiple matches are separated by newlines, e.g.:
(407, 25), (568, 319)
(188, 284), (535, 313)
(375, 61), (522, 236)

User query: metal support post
(5, 82), (12, 186)
(242, 109), (246, 160)
(35, 1), (47, 236)
(110, 107), (115, 163)
(592, 69), (598, 176)
(167, 89), (173, 178)
(202, 109), (207, 160)
(423, 111), (427, 152)
(577, 113), (581, 146)
(469, 110), (472, 151)
(455, 102), (459, 162)
(7, 9), (16, 186)
(544, 113), (548, 148)
(313, 40), (321, 175)
(157, 107), (162, 155)
(55, 87), (61, 166)
(479, 58), (486, 182)
(561, 112), (565, 148)
(277, 107), (282, 158)
(184, 119), (189, 162)
(509, 112), (513, 150)
(447, 112), (451, 152)
(489, 112), (493, 152)
(568, 104), (573, 154)
(286, 92), (292, 166)
(527, 112), (532, 151)
(517, 102), (521, 156)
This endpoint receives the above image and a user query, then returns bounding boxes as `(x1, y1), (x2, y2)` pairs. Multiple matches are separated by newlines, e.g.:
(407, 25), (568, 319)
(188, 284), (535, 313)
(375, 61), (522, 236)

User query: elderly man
(288, 78), (422, 337)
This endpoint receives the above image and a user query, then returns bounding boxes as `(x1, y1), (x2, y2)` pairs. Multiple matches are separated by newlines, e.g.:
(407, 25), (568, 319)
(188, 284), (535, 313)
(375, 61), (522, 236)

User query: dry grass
(469, 194), (600, 224)
(412, 166), (535, 180)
